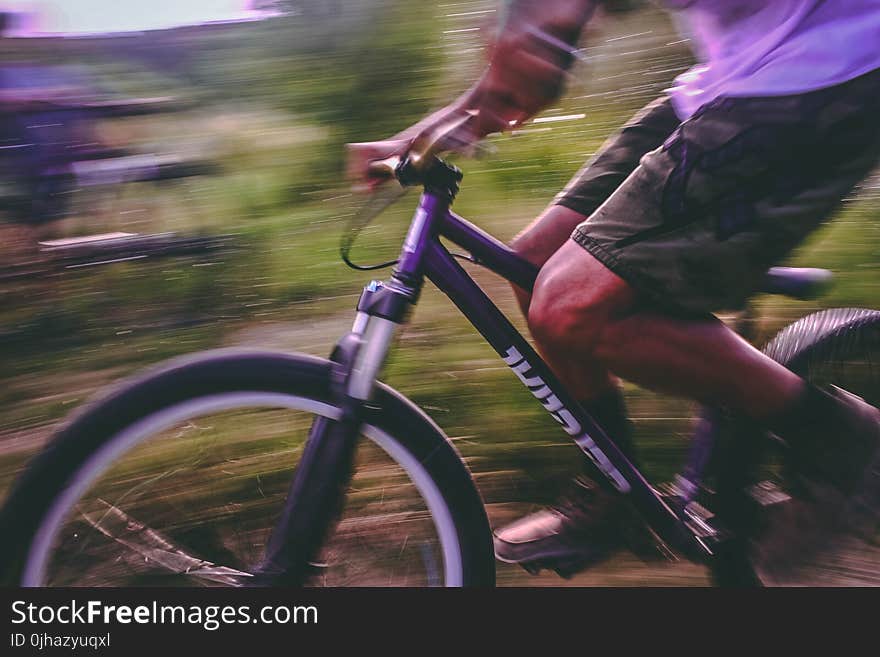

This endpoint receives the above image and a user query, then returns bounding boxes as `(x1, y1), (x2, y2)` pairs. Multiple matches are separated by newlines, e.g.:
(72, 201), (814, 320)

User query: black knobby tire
(0, 350), (495, 587)
(711, 308), (880, 586)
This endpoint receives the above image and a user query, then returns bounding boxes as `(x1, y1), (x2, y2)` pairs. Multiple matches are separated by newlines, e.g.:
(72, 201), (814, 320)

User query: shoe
(493, 476), (662, 578)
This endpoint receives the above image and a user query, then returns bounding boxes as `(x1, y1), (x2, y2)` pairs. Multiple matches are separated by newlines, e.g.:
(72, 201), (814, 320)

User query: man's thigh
(531, 239), (637, 327)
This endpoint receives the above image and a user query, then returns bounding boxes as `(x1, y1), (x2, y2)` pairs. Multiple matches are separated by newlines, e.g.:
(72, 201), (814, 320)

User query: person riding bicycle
(349, 0), (880, 576)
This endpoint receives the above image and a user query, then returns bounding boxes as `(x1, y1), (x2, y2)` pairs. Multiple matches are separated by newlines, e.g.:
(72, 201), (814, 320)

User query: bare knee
(527, 240), (636, 356)
(528, 290), (603, 353)
(527, 275), (613, 355)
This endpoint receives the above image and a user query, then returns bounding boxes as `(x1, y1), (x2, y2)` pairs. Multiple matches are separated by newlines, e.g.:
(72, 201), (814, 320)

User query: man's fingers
(346, 140), (409, 191)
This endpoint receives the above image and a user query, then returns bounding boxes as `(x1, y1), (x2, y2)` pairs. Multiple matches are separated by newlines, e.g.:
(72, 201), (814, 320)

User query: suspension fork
(253, 192), (444, 585)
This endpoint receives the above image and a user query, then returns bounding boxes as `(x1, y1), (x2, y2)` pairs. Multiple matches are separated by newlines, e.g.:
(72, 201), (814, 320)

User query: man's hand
(346, 139), (410, 192)
(346, 0), (597, 191)
(467, 0), (597, 133)
(468, 31), (574, 137)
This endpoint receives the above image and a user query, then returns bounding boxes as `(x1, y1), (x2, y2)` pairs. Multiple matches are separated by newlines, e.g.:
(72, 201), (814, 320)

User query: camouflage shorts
(556, 67), (880, 314)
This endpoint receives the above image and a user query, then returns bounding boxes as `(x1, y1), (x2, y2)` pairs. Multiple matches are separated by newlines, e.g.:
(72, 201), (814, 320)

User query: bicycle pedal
(747, 480), (792, 508)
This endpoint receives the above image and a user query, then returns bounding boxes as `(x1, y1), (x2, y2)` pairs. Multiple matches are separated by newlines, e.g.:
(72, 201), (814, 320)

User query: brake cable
(339, 183), (409, 271)
(339, 183), (476, 271)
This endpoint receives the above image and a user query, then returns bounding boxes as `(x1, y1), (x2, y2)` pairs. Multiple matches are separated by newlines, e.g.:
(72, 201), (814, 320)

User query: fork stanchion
(252, 334), (367, 586)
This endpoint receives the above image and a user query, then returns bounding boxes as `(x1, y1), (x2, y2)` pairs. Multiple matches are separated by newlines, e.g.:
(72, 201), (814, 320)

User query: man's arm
(348, 1), (599, 188)
(404, 0), (599, 136)
(470, 0), (599, 135)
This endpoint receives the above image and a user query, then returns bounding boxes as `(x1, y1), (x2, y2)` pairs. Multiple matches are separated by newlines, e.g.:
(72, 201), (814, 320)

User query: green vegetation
(2, 1), (878, 585)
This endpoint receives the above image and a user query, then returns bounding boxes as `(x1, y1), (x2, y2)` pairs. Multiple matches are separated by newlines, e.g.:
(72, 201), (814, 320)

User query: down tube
(423, 241), (691, 548)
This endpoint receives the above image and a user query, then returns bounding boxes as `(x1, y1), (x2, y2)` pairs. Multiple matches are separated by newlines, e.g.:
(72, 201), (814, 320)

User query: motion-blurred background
(2, 0), (878, 585)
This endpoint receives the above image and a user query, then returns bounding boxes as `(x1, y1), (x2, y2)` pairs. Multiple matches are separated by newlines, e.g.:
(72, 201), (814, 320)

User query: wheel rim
(23, 393), (464, 587)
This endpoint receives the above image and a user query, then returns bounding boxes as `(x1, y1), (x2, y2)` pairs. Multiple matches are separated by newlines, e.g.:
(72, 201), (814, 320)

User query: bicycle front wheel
(1, 350), (495, 587)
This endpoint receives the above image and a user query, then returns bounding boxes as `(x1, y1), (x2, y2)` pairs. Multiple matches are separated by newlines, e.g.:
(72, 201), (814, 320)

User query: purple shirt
(663, 0), (880, 119)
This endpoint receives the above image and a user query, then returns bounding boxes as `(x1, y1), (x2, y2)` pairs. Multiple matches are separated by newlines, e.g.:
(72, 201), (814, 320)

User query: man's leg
(529, 239), (805, 420)
(497, 72), (880, 576)
(498, 225), (880, 575)
(510, 205), (617, 398)
(505, 96), (683, 450)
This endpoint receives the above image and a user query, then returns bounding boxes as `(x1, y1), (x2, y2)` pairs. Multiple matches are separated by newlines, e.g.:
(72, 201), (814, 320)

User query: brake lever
(366, 155), (402, 182)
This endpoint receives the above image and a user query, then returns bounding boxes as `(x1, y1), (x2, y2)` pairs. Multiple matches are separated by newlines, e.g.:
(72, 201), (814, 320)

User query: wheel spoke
(79, 499), (252, 586)
(22, 390), (466, 586)
(14, 357), (479, 587)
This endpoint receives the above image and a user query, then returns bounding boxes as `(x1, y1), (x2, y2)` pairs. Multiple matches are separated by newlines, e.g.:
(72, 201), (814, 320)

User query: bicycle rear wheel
(0, 350), (495, 587)
(716, 308), (880, 586)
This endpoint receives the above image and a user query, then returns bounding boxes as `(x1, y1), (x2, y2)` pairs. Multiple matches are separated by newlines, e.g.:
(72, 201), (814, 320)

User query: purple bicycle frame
(393, 189), (700, 556)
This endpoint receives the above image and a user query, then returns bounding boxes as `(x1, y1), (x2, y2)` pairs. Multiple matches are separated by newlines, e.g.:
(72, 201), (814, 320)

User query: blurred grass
(1, 1), (879, 584)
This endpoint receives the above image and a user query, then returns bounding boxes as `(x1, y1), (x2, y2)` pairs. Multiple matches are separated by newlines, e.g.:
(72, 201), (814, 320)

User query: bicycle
(2, 122), (879, 587)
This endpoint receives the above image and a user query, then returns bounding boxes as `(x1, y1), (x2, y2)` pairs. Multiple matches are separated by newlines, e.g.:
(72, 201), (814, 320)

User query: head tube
(394, 190), (448, 282)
